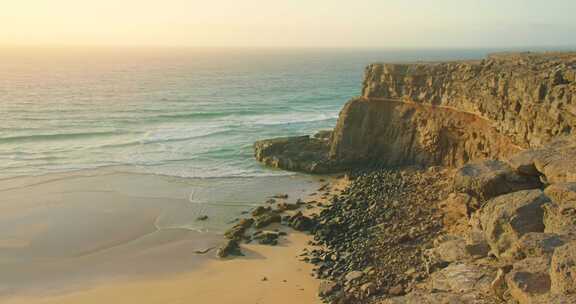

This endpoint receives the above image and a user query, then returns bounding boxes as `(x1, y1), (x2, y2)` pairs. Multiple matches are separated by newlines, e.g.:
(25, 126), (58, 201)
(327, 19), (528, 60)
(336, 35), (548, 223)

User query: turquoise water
(0, 48), (489, 179)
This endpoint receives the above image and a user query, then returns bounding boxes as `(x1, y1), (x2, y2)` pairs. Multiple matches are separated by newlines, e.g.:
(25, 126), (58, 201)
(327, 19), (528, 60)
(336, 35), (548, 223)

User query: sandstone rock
(427, 236), (473, 264)
(490, 266), (512, 300)
(344, 271), (364, 283)
(506, 257), (551, 304)
(256, 53), (576, 174)
(254, 135), (334, 173)
(543, 183), (576, 235)
(510, 232), (568, 260)
(429, 263), (495, 293)
(329, 98), (519, 170)
(360, 282), (378, 297)
(550, 242), (576, 294)
(479, 189), (549, 257)
(453, 160), (540, 200)
(381, 290), (498, 304)
(508, 137), (576, 184)
(318, 280), (338, 297)
(362, 53), (576, 149)
(545, 183), (576, 204)
(388, 284), (405, 296)
(439, 193), (476, 234)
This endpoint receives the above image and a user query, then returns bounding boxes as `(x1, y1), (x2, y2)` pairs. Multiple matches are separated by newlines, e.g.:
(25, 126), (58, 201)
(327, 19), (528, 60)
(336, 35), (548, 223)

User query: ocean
(0, 48), (491, 180)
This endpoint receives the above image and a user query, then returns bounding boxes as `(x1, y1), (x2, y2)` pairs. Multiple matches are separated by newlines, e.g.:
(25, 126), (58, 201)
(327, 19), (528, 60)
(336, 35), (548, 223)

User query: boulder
(381, 290), (498, 304)
(550, 242), (576, 294)
(506, 257), (551, 304)
(543, 184), (576, 235)
(454, 160), (540, 200)
(216, 239), (243, 258)
(252, 206), (272, 217)
(508, 137), (576, 184)
(318, 280), (338, 297)
(344, 271), (364, 283)
(252, 231), (280, 245)
(224, 218), (254, 240)
(429, 263), (495, 294)
(288, 212), (317, 231)
(254, 135), (334, 173)
(510, 232), (569, 260)
(479, 189), (549, 257)
(438, 193), (477, 234)
(254, 212), (281, 229)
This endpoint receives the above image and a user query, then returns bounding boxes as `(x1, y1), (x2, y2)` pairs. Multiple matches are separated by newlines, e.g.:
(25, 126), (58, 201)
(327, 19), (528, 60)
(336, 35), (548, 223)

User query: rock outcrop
(255, 52), (576, 173)
(386, 138), (576, 304)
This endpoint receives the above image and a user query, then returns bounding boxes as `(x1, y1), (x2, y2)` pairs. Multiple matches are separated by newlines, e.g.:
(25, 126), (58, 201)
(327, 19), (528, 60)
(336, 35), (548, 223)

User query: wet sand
(0, 167), (327, 303)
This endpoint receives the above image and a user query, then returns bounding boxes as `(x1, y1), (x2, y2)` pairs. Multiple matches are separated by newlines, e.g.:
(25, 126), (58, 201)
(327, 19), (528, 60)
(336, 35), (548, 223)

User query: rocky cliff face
(362, 52), (576, 148)
(255, 52), (576, 173)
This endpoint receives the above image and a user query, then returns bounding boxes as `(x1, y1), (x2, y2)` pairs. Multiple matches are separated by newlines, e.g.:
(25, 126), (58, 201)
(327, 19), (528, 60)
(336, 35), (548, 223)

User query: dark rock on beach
(216, 239), (243, 258)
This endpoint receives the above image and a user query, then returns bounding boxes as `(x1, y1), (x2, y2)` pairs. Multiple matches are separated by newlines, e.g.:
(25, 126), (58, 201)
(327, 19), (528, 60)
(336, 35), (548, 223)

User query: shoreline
(0, 166), (339, 303)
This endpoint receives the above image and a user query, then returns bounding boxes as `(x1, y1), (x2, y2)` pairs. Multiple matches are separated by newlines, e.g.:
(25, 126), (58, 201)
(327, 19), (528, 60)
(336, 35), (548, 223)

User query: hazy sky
(2, 0), (575, 48)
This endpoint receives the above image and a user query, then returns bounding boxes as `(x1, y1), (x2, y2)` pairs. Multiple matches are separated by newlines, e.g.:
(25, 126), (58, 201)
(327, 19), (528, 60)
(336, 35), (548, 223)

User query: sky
(1, 0), (575, 48)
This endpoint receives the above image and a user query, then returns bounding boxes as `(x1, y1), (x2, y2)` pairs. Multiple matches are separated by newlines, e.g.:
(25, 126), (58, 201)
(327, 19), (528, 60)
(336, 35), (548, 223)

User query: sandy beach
(0, 167), (333, 304)
(5, 232), (320, 304)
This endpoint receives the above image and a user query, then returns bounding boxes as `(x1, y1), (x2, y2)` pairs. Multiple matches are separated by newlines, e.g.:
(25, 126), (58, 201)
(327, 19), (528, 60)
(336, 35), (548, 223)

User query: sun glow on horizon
(2, 0), (576, 48)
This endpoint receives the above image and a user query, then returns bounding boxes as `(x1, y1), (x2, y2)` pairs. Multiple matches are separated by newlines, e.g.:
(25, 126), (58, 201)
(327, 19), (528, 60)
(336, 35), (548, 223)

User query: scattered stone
(254, 212), (281, 229)
(388, 284), (405, 296)
(277, 202), (300, 211)
(360, 282), (378, 297)
(344, 271), (364, 283)
(252, 206), (272, 217)
(216, 240), (243, 258)
(272, 193), (289, 199)
(253, 231), (280, 245)
(318, 280), (338, 297)
(196, 215), (209, 221)
(288, 212), (316, 231)
(224, 218), (254, 240)
(193, 247), (215, 255)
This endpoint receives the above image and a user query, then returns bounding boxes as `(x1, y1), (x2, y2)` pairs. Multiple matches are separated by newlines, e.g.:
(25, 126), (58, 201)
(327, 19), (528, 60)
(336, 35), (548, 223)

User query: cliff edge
(255, 52), (576, 172)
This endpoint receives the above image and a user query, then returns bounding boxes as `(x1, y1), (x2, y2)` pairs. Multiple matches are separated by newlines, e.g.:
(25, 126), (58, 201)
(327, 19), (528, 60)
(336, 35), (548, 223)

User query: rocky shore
(244, 52), (576, 303)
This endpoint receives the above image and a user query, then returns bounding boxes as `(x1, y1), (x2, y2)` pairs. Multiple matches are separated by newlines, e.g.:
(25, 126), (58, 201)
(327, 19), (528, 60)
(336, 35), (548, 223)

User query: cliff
(255, 52), (576, 173)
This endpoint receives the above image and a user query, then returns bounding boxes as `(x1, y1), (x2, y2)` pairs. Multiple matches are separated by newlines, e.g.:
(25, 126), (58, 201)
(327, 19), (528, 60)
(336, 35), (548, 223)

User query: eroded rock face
(479, 189), (549, 257)
(362, 53), (576, 149)
(508, 138), (576, 184)
(329, 98), (519, 169)
(551, 242), (576, 294)
(253, 135), (335, 173)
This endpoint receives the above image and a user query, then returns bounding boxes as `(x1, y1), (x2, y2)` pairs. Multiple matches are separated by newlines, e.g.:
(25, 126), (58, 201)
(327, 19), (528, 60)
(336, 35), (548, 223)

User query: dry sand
(5, 232), (320, 304)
